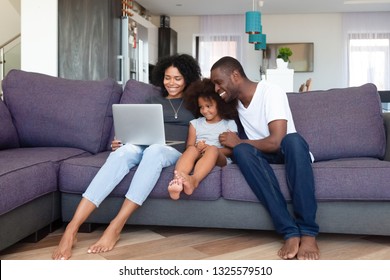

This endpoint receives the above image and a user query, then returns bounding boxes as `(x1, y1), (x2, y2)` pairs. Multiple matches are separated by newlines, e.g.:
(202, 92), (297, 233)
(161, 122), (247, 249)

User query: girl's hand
(195, 140), (207, 154)
(111, 138), (123, 151)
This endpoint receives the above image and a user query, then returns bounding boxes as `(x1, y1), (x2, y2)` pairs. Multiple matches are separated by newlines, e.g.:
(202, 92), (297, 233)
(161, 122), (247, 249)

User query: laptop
(112, 104), (184, 146)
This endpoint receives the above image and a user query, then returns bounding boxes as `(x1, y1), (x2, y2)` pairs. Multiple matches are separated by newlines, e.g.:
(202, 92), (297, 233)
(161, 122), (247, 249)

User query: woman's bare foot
(278, 236), (300, 260)
(168, 178), (183, 200)
(297, 236), (320, 260)
(52, 228), (77, 260)
(87, 223), (121, 254)
(179, 172), (198, 195)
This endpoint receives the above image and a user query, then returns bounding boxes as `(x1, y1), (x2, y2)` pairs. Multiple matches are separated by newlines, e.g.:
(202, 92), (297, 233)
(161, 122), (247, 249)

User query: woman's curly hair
(183, 78), (237, 120)
(151, 54), (202, 97)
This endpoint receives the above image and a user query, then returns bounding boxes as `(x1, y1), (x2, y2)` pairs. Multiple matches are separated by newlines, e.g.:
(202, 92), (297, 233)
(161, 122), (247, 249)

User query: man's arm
(219, 119), (287, 153)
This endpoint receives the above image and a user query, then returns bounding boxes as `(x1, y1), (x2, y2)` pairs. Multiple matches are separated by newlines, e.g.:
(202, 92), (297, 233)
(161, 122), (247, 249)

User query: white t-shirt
(238, 80), (296, 140)
(190, 117), (238, 148)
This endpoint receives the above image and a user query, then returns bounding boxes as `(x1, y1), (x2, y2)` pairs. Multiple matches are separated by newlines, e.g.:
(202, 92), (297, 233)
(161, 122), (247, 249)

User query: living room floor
(1, 225), (390, 260)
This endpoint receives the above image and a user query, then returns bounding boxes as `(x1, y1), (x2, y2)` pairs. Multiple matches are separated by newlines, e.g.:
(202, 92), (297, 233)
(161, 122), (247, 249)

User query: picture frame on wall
(265, 42), (314, 72)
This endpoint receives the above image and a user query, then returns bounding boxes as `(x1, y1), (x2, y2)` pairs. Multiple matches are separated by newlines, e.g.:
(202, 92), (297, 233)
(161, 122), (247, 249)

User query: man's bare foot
(297, 236), (320, 260)
(179, 172), (198, 195)
(168, 178), (183, 200)
(87, 224), (121, 254)
(278, 236), (300, 260)
(52, 229), (77, 260)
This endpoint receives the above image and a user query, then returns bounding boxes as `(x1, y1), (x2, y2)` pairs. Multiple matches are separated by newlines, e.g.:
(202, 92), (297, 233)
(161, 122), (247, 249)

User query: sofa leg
(22, 225), (51, 243)
(78, 223), (99, 233)
(50, 219), (63, 233)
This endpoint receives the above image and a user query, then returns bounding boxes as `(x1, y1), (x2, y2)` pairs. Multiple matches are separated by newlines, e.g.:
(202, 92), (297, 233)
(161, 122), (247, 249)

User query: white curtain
(342, 12), (390, 90)
(198, 15), (244, 77)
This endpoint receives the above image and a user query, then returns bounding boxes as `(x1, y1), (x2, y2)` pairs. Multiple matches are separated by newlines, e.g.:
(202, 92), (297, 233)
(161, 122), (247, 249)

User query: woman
(52, 54), (201, 260)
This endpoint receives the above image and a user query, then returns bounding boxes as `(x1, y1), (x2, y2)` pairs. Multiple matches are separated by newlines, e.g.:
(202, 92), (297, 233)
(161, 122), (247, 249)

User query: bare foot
(278, 236), (300, 260)
(297, 236), (320, 260)
(87, 224), (121, 254)
(52, 228), (77, 260)
(179, 172), (198, 195)
(168, 178), (183, 200)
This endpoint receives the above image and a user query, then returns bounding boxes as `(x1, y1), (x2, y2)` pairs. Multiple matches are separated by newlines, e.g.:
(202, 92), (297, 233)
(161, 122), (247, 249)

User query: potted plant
(276, 47), (293, 69)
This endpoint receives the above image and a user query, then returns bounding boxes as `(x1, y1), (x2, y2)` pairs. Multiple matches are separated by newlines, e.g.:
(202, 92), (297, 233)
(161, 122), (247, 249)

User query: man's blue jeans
(233, 133), (319, 240)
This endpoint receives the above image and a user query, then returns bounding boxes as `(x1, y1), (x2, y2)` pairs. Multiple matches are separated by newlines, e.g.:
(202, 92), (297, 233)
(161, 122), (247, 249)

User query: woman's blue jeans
(83, 143), (181, 207)
(233, 133), (319, 240)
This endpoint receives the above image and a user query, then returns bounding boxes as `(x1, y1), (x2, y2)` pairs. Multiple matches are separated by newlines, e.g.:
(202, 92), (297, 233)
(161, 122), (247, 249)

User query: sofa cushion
(0, 147), (88, 215)
(2, 70), (122, 154)
(59, 152), (221, 201)
(0, 99), (19, 150)
(288, 83), (386, 161)
(120, 79), (161, 104)
(221, 159), (390, 203)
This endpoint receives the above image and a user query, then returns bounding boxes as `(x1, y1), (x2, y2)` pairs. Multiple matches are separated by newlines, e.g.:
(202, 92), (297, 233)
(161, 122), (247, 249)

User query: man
(211, 56), (319, 260)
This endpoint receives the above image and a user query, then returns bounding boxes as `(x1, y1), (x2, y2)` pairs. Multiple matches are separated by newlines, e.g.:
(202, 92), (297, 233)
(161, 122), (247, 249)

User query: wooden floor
(1, 224), (390, 260)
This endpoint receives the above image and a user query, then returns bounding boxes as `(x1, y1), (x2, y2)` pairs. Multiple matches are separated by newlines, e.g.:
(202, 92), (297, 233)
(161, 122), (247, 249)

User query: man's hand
(219, 131), (241, 148)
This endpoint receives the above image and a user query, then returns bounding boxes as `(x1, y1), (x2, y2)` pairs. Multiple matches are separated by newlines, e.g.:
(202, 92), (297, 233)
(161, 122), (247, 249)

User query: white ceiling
(136, 0), (390, 16)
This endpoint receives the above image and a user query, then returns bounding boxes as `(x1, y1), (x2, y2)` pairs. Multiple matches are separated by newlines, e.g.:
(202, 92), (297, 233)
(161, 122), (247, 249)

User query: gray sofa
(1, 69), (390, 252)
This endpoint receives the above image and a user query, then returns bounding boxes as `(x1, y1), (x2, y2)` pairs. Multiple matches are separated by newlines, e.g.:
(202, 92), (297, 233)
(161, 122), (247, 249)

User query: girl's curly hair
(183, 78), (237, 120)
(151, 54), (202, 97)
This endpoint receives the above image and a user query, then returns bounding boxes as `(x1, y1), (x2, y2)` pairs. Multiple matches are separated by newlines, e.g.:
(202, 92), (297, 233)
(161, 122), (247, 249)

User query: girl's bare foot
(297, 236), (320, 260)
(168, 178), (183, 200)
(179, 172), (198, 195)
(87, 224), (121, 254)
(278, 236), (300, 260)
(52, 229), (77, 260)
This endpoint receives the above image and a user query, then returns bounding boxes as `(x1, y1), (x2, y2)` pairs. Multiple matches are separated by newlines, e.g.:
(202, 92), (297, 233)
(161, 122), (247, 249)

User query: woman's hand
(111, 139), (123, 151)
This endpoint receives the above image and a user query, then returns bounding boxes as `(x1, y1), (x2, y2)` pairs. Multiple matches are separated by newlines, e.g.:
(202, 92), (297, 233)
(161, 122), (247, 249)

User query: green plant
(277, 47), (293, 62)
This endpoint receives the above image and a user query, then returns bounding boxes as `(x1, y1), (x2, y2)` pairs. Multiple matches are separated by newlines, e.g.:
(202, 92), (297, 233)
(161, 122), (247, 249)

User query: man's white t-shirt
(238, 80), (296, 140)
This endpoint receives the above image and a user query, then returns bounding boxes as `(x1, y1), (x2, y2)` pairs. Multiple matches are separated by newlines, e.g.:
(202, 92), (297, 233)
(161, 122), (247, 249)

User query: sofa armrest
(383, 112), (390, 161)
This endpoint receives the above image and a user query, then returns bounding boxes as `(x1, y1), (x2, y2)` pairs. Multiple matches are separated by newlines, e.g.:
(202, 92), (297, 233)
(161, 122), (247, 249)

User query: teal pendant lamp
(245, 11), (262, 34)
(249, 33), (263, 44)
(246, 1), (266, 51)
(255, 34), (267, 50)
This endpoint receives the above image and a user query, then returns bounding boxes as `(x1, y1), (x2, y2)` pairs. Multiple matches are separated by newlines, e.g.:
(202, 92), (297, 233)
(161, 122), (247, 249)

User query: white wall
(264, 14), (344, 91)
(21, 0), (58, 76)
(170, 16), (200, 58)
(169, 13), (344, 91)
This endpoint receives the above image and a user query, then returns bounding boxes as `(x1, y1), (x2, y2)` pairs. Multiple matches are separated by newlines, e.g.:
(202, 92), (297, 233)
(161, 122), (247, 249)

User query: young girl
(168, 78), (238, 200)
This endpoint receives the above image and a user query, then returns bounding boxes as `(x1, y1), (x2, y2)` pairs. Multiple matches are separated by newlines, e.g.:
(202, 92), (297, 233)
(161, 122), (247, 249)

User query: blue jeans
(83, 143), (181, 207)
(233, 133), (319, 239)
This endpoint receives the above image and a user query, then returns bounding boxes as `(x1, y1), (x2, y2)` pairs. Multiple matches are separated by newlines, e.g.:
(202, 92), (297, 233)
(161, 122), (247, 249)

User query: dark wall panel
(58, 0), (120, 81)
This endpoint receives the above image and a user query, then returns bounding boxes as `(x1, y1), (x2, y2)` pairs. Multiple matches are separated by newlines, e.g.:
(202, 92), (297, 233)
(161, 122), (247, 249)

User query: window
(195, 35), (242, 77)
(348, 33), (390, 90)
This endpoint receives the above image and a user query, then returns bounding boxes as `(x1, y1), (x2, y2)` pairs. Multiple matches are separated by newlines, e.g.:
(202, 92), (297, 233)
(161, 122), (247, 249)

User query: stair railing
(1, 34), (21, 99)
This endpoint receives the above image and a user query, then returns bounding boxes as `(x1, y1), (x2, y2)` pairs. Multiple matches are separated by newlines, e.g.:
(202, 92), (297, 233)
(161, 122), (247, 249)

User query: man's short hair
(211, 56), (247, 78)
